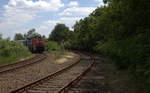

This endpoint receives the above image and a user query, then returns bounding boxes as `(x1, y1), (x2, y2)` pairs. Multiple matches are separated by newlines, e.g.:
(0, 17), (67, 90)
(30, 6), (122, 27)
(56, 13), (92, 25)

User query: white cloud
(60, 17), (82, 25)
(41, 17), (82, 28)
(43, 20), (60, 26)
(39, 25), (49, 30)
(68, 1), (78, 7)
(37, 17), (83, 36)
(95, 0), (103, 2)
(0, 0), (64, 38)
(37, 20), (60, 37)
(5, 0), (64, 12)
(95, 0), (105, 6)
(3, 0), (64, 22)
(59, 7), (96, 16)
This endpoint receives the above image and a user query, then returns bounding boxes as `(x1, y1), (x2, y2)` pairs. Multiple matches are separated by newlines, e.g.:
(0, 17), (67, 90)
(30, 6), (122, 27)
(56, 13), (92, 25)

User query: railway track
(10, 52), (94, 93)
(0, 53), (47, 74)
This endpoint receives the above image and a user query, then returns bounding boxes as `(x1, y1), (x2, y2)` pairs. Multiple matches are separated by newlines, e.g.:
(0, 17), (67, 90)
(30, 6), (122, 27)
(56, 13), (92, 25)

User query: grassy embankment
(0, 39), (31, 65)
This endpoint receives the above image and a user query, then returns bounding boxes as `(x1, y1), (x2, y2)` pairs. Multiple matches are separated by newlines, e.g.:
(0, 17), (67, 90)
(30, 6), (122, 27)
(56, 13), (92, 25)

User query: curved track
(10, 52), (94, 93)
(0, 53), (47, 74)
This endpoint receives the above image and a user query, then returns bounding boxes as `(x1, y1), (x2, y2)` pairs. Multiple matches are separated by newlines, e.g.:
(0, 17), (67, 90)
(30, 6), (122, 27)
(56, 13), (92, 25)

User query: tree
(0, 33), (2, 39)
(24, 28), (38, 39)
(49, 23), (70, 43)
(42, 35), (48, 42)
(103, 0), (108, 4)
(68, 0), (150, 92)
(14, 33), (24, 40)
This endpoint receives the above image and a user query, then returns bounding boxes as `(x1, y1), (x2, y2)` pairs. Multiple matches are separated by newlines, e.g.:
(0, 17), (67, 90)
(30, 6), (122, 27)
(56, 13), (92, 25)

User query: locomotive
(24, 35), (45, 53)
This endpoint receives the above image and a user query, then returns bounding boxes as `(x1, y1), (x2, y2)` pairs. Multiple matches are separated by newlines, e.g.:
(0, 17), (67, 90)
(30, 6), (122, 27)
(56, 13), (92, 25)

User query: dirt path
(68, 54), (137, 93)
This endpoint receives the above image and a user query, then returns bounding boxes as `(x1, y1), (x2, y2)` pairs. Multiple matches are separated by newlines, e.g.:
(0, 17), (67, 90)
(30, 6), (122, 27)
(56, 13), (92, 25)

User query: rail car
(24, 35), (45, 53)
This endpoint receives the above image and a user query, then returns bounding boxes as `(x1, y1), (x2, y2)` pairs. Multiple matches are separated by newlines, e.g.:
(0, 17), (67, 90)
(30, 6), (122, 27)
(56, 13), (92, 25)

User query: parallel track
(10, 52), (94, 93)
(0, 53), (47, 74)
(57, 56), (94, 93)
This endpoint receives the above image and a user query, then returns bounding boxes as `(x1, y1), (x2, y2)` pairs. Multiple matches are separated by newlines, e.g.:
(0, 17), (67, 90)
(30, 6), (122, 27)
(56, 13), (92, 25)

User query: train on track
(24, 35), (45, 53)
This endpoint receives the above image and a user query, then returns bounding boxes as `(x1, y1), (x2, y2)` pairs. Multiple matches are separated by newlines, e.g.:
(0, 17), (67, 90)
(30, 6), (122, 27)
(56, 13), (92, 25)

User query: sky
(0, 0), (104, 39)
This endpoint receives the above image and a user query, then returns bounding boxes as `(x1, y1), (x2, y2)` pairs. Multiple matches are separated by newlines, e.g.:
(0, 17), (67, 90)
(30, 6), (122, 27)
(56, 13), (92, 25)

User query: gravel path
(0, 53), (79, 93)
(68, 55), (111, 93)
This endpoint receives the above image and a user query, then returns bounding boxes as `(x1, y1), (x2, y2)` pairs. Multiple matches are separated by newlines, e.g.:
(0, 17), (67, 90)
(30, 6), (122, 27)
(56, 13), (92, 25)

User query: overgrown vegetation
(66, 0), (150, 92)
(46, 24), (74, 59)
(45, 41), (66, 59)
(0, 38), (31, 65)
(45, 41), (61, 52)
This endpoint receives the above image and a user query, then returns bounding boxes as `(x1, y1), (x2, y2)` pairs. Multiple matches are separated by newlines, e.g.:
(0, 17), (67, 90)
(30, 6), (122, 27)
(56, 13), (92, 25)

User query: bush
(0, 39), (31, 64)
(94, 37), (150, 92)
(45, 41), (61, 52)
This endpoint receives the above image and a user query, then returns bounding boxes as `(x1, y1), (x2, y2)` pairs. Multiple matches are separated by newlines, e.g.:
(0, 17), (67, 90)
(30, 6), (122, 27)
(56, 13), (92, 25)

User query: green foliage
(0, 39), (31, 64)
(49, 23), (72, 42)
(0, 33), (2, 39)
(14, 28), (42, 41)
(103, 0), (108, 4)
(42, 35), (48, 42)
(24, 28), (39, 39)
(14, 33), (24, 40)
(68, 0), (150, 92)
(45, 41), (61, 52)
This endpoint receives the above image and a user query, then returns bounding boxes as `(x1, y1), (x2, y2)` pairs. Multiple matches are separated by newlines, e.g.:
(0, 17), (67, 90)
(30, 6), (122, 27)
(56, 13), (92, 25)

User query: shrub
(94, 37), (150, 92)
(0, 39), (31, 64)
(45, 41), (61, 52)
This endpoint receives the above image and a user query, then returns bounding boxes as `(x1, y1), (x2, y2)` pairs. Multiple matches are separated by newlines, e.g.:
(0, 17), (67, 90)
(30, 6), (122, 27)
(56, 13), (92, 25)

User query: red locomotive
(24, 35), (45, 53)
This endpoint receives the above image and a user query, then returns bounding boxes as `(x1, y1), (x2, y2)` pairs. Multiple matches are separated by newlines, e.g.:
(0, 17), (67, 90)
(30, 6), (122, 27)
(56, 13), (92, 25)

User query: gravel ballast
(0, 52), (79, 93)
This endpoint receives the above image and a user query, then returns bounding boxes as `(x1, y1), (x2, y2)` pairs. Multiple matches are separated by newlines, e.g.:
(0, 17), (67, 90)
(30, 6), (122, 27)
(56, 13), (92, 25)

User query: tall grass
(0, 39), (31, 65)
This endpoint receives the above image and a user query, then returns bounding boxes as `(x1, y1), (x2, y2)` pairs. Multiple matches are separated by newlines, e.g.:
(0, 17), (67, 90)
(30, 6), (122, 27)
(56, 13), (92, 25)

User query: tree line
(49, 0), (150, 92)
(14, 23), (72, 43)
(14, 28), (46, 40)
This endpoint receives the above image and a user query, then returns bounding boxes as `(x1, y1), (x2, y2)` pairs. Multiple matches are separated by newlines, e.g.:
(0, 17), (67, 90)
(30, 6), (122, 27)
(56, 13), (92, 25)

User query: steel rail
(0, 55), (37, 68)
(56, 56), (95, 93)
(0, 53), (47, 74)
(10, 53), (81, 93)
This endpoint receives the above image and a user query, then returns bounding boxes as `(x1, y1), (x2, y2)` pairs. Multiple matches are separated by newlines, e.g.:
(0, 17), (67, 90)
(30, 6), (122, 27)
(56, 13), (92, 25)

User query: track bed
(10, 52), (94, 93)
(0, 52), (79, 93)
(0, 54), (47, 74)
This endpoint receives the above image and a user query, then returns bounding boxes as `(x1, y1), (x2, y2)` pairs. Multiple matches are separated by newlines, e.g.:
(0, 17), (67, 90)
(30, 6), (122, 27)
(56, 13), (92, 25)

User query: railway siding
(0, 52), (79, 93)
(0, 54), (36, 67)
(0, 54), (47, 74)
(10, 52), (93, 93)
(24, 57), (89, 93)
(11, 52), (91, 93)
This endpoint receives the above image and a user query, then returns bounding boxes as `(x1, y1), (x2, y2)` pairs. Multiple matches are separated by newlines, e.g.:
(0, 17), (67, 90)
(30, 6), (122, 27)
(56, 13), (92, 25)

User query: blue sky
(0, 0), (104, 39)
